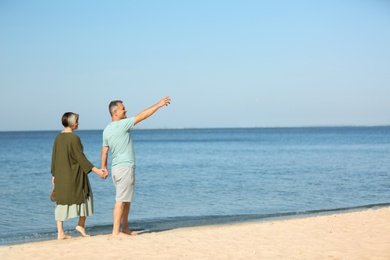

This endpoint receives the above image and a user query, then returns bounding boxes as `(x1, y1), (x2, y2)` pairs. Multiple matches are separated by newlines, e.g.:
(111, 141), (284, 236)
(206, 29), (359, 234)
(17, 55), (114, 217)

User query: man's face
(115, 103), (127, 119)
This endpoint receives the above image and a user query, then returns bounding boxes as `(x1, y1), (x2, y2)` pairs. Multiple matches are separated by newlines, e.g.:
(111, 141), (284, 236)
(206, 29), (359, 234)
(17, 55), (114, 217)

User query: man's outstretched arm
(134, 96), (171, 125)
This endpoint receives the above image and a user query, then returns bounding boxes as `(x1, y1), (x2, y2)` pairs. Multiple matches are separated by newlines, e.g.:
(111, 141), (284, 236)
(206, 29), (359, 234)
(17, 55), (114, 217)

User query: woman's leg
(57, 221), (72, 240)
(76, 216), (90, 237)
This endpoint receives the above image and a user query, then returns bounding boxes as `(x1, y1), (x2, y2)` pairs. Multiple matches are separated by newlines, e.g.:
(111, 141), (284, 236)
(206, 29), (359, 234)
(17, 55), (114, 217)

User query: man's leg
(121, 202), (137, 235)
(112, 201), (125, 236)
(111, 166), (136, 237)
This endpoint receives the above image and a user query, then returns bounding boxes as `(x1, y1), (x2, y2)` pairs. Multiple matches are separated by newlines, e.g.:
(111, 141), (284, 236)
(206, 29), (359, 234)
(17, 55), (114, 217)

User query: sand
(1, 207), (389, 260)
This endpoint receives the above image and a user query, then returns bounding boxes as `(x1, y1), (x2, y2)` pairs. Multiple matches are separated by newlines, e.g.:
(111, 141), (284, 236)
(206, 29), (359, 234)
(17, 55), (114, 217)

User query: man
(101, 96), (171, 237)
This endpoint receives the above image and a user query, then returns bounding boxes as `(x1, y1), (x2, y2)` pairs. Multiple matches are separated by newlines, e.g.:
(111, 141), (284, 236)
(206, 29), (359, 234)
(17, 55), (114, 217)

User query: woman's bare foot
(57, 233), (73, 240)
(76, 225), (91, 237)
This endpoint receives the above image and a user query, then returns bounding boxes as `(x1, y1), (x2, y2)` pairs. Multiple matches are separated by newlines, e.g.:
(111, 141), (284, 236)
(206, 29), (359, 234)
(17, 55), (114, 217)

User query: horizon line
(1, 124), (390, 133)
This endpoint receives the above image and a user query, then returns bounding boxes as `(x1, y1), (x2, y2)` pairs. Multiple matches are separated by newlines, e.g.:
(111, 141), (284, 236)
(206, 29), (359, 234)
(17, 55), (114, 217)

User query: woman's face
(71, 119), (79, 130)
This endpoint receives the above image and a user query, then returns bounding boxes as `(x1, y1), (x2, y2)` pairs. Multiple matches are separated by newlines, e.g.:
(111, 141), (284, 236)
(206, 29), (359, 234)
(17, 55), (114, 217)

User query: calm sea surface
(0, 127), (389, 246)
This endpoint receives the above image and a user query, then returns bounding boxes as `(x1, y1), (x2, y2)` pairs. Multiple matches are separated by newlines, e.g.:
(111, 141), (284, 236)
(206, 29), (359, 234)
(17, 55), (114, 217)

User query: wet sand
(1, 207), (389, 259)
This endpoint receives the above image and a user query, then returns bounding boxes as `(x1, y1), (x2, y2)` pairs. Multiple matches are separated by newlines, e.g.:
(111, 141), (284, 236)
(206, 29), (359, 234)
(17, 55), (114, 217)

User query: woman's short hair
(109, 100), (122, 116)
(62, 112), (79, 127)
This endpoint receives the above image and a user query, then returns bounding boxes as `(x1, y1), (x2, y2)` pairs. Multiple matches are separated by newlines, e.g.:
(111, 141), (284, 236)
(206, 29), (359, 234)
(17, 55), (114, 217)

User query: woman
(51, 112), (107, 240)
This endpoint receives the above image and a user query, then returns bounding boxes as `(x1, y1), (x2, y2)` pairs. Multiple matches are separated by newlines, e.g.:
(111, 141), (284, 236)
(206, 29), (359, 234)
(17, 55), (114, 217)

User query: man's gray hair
(108, 100), (123, 116)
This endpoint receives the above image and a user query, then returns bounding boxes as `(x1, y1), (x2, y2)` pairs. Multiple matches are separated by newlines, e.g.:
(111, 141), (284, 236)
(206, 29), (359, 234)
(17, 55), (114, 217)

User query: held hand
(101, 168), (108, 179)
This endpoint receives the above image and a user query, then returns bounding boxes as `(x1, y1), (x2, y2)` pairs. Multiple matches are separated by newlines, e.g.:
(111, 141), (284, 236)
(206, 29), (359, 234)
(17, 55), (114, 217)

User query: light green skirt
(55, 192), (94, 221)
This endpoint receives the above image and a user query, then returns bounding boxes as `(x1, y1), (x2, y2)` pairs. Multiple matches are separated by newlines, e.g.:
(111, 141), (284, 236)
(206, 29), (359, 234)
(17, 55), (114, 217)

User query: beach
(1, 207), (389, 260)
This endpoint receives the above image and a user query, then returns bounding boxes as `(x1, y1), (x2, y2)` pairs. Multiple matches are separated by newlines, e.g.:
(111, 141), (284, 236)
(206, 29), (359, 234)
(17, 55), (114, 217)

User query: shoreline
(1, 207), (389, 259)
(2, 203), (389, 247)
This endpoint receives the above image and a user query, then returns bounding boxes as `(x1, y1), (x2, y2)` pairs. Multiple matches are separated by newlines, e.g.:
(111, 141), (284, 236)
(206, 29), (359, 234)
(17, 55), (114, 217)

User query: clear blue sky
(1, 0), (389, 131)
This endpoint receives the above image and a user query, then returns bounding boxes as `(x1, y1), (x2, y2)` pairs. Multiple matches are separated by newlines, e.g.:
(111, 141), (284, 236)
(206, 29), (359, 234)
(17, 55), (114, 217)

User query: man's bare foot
(112, 231), (137, 237)
(123, 229), (138, 236)
(57, 233), (73, 240)
(75, 225), (91, 237)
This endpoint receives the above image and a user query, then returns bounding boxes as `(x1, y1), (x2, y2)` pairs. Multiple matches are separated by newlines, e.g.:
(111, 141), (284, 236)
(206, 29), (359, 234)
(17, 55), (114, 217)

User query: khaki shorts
(112, 166), (135, 202)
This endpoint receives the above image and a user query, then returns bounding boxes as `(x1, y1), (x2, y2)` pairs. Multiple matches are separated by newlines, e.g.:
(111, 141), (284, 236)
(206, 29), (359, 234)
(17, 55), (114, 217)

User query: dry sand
(1, 207), (389, 259)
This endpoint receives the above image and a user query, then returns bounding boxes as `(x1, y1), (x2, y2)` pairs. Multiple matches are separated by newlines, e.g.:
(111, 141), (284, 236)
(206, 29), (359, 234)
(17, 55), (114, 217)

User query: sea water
(0, 127), (389, 246)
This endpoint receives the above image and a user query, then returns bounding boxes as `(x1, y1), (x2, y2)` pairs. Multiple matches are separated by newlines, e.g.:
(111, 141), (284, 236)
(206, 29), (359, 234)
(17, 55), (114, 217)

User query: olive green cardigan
(51, 132), (94, 205)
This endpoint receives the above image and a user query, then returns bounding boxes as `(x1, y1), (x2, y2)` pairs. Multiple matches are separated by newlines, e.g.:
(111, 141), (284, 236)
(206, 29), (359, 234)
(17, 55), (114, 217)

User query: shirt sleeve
(51, 137), (57, 176)
(72, 135), (94, 174)
(123, 117), (135, 131)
